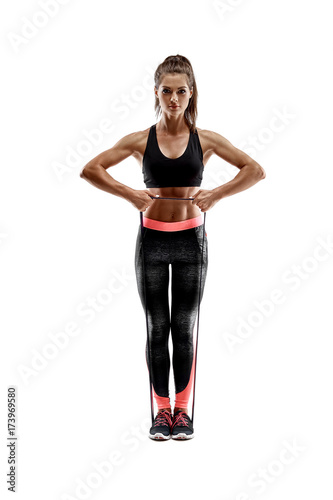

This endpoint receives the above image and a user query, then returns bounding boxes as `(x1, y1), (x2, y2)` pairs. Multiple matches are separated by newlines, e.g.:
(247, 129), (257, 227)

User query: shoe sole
(171, 432), (194, 440)
(149, 432), (171, 441)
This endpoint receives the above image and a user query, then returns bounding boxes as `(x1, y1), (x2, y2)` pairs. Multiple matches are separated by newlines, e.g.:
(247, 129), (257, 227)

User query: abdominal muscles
(144, 186), (201, 222)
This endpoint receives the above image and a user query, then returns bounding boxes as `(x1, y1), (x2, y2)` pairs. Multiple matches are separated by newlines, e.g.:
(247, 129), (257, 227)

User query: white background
(1, 0), (332, 499)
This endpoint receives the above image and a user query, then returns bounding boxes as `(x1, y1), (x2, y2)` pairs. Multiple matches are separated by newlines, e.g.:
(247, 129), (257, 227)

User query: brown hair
(154, 54), (198, 133)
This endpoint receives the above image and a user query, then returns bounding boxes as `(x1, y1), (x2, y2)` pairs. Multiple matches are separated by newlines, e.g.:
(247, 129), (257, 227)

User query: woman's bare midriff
(144, 186), (202, 222)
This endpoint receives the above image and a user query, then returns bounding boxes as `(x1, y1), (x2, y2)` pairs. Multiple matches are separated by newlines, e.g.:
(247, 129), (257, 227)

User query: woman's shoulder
(119, 125), (153, 161)
(117, 126), (152, 154)
(195, 127), (217, 153)
(196, 127), (220, 139)
(196, 127), (229, 153)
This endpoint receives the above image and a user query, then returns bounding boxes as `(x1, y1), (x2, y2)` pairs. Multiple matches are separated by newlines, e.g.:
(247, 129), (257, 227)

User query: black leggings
(134, 223), (208, 410)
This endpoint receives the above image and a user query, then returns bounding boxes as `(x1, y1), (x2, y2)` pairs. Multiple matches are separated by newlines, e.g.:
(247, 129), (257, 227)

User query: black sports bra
(142, 123), (204, 188)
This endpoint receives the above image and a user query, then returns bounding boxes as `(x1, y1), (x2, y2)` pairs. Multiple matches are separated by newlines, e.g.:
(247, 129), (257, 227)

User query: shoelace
(172, 411), (191, 428)
(154, 410), (173, 427)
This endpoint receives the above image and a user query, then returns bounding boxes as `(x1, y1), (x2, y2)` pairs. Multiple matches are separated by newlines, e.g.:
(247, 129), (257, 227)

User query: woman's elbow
(80, 162), (96, 180)
(259, 166), (266, 179)
(254, 163), (266, 180)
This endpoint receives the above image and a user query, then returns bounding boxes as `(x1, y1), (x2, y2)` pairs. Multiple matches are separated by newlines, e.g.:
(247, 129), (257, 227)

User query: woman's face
(155, 73), (193, 116)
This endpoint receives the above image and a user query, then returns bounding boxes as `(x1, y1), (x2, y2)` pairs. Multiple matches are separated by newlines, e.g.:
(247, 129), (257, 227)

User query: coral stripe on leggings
(134, 215), (208, 410)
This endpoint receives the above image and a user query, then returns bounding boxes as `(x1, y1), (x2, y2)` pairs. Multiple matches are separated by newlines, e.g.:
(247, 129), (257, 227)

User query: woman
(80, 54), (266, 441)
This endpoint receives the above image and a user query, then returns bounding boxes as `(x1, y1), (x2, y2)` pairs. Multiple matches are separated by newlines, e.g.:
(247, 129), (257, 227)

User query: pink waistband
(143, 215), (203, 232)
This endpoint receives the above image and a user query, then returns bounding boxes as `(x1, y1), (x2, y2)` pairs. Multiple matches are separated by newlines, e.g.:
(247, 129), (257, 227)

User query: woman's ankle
(157, 407), (172, 414)
(174, 407), (188, 414)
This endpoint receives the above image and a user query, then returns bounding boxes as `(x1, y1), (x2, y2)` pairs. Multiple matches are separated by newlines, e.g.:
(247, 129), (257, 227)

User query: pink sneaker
(149, 409), (173, 441)
(171, 411), (194, 440)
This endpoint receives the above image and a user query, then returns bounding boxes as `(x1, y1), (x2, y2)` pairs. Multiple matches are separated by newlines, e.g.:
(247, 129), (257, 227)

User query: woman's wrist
(112, 184), (135, 201)
(211, 186), (224, 202)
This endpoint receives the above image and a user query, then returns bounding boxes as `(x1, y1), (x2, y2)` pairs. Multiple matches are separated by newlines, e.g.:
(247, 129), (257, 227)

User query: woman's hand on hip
(127, 189), (155, 212)
(191, 189), (219, 212)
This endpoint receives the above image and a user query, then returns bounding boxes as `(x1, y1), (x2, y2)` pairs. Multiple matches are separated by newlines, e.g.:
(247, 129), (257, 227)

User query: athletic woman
(80, 55), (266, 441)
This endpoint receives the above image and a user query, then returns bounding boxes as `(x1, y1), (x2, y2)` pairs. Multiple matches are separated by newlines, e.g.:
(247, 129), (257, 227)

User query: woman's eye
(161, 89), (186, 94)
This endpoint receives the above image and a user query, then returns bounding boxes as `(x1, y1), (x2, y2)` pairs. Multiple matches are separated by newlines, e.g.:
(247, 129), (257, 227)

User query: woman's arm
(80, 132), (153, 212)
(205, 129), (266, 201)
(80, 132), (137, 199)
